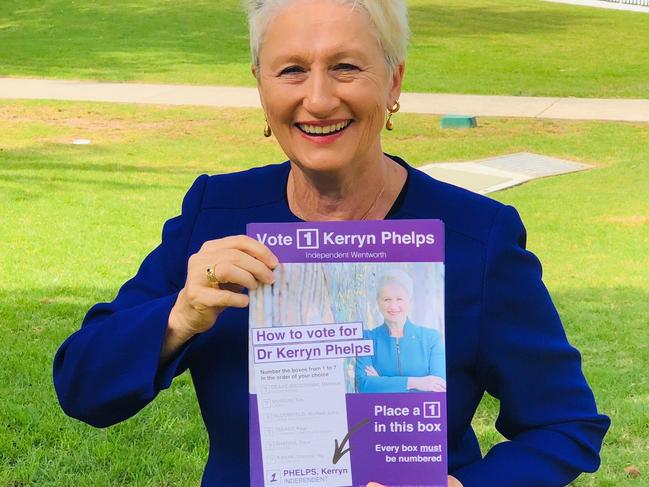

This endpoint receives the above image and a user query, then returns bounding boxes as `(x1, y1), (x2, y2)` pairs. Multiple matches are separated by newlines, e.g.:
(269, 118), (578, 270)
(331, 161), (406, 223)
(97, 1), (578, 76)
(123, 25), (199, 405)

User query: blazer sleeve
(426, 329), (446, 380)
(453, 205), (610, 487)
(53, 174), (209, 428)
(355, 363), (409, 393)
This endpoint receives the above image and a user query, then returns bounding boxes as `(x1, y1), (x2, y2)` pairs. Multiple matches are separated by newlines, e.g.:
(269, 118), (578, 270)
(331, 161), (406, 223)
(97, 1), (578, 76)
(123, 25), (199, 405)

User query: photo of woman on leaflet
(356, 269), (446, 393)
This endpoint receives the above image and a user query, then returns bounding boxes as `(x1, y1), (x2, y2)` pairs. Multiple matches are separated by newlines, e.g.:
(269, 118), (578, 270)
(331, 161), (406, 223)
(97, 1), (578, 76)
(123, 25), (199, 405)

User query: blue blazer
(356, 320), (446, 393)
(53, 156), (610, 486)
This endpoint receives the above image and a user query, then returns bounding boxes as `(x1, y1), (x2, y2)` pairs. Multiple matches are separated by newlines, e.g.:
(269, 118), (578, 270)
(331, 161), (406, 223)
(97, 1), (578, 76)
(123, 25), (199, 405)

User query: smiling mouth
(296, 120), (353, 136)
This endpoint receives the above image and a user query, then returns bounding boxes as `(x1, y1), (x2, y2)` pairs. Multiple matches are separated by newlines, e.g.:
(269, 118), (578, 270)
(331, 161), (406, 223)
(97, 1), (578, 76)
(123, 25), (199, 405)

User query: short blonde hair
(376, 269), (414, 300)
(243, 0), (409, 72)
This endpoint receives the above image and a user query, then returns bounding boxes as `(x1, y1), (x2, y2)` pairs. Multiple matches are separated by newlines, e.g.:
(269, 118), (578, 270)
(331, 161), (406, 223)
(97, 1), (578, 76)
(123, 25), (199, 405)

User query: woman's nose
(302, 70), (339, 116)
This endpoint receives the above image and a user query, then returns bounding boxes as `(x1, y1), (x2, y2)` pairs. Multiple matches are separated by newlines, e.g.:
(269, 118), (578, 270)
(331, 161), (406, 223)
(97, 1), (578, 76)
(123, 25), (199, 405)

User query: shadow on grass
(0, 172), (192, 193)
(0, 0), (250, 80)
(2, 282), (645, 394)
(408, 3), (600, 39)
(0, 0), (604, 81)
(1, 287), (205, 485)
(3, 280), (646, 349)
(0, 146), (205, 201)
(1, 283), (645, 482)
(1, 146), (205, 175)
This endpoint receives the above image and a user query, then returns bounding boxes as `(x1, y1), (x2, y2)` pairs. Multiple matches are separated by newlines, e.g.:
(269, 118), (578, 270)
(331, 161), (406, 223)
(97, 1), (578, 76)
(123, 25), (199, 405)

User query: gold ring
(206, 264), (220, 287)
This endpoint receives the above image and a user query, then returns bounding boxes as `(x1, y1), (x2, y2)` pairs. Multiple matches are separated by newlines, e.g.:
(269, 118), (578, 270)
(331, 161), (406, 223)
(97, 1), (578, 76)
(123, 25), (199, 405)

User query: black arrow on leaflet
(332, 418), (370, 464)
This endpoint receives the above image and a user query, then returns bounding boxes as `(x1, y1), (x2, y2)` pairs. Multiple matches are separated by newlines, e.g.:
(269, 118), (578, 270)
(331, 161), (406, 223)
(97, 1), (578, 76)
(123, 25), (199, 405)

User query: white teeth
(298, 120), (351, 135)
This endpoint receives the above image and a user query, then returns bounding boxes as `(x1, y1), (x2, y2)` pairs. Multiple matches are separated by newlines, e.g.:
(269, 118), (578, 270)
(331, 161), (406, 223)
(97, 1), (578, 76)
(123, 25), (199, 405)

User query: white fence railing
(602, 0), (649, 6)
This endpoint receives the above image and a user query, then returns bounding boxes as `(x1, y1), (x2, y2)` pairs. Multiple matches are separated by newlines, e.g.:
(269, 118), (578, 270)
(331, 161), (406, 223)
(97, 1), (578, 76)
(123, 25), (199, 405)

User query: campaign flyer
(248, 220), (447, 487)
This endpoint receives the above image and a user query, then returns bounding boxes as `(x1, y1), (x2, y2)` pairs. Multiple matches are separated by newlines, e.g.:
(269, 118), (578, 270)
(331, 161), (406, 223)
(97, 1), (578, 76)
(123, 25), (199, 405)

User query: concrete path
(420, 152), (593, 194)
(2, 77), (648, 123)
(545, 0), (649, 13)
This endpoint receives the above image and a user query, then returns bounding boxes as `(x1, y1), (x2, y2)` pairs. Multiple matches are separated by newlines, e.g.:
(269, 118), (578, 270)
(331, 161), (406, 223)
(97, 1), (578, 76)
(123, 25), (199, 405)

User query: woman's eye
(279, 66), (305, 76)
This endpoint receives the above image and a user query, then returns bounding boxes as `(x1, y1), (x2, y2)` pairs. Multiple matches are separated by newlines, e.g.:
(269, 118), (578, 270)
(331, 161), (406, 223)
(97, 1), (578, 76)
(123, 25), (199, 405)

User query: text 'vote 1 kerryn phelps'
(247, 220), (447, 487)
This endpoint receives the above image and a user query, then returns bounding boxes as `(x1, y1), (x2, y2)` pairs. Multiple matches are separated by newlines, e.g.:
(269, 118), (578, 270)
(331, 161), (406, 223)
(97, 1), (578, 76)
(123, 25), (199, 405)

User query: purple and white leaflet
(248, 220), (447, 487)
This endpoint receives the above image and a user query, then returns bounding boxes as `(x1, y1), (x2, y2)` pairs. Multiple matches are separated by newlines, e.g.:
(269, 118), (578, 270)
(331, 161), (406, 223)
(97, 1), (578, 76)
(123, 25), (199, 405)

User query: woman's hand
(367, 477), (462, 487)
(168, 235), (278, 340)
(407, 375), (447, 392)
(448, 475), (464, 487)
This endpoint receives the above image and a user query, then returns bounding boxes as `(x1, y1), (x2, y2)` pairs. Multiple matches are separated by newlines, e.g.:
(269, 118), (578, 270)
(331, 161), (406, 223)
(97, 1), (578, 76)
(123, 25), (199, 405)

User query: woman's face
(255, 0), (404, 175)
(377, 283), (411, 327)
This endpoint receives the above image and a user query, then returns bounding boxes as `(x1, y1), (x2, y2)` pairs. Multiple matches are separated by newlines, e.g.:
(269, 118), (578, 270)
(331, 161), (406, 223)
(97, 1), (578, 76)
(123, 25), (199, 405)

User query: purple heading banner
(247, 219), (444, 263)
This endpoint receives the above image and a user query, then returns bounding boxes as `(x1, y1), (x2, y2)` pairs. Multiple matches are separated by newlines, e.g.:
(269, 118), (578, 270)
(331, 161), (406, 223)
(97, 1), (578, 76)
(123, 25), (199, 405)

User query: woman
(356, 269), (447, 393)
(53, 1), (609, 486)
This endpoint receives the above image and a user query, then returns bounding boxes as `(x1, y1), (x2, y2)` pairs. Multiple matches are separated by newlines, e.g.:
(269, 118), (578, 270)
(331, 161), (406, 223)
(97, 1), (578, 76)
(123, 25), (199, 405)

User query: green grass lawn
(0, 100), (647, 485)
(1, 0), (649, 98)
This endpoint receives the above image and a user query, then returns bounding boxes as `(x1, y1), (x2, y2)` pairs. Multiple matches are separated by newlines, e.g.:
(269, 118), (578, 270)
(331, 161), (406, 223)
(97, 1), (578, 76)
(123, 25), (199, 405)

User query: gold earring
(264, 117), (272, 138)
(386, 101), (401, 131)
